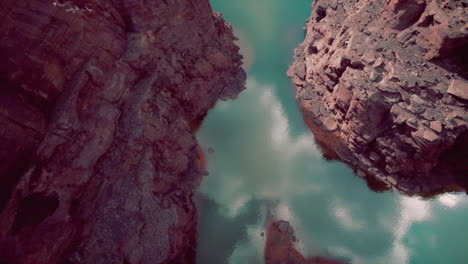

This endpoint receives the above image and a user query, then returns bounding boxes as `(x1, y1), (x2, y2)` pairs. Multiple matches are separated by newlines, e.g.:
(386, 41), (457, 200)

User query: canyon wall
(0, 0), (245, 263)
(289, 0), (467, 195)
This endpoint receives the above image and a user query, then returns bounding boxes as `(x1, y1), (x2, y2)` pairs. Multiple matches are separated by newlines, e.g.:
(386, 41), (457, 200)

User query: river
(195, 1), (468, 263)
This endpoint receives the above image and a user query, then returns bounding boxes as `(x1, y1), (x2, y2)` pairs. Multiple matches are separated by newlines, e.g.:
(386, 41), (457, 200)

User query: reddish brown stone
(0, 0), (245, 263)
(289, 0), (468, 195)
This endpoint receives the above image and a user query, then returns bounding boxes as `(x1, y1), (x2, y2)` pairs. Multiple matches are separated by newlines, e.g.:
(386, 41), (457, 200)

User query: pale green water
(195, 1), (468, 263)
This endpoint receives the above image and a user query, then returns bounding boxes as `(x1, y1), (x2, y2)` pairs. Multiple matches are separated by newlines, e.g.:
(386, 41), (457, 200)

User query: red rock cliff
(289, 0), (467, 195)
(0, 0), (245, 263)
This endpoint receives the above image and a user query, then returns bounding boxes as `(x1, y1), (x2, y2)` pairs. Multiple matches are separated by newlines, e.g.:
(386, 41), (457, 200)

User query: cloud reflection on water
(196, 78), (468, 264)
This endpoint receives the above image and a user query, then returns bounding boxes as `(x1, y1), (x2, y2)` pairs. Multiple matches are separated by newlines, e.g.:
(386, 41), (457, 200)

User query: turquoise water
(195, 1), (468, 263)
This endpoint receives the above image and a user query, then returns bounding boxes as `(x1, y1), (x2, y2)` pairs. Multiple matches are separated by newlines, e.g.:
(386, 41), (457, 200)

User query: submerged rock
(265, 220), (347, 264)
(0, 0), (245, 263)
(288, 0), (468, 195)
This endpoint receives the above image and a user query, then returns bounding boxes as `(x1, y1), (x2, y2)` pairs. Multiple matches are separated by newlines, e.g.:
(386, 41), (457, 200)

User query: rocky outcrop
(265, 220), (346, 264)
(289, 0), (468, 195)
(0, 1), (245, 263)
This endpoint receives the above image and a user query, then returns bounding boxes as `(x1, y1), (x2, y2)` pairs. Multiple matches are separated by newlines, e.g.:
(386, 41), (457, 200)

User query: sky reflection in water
(196, 1), (468, 263)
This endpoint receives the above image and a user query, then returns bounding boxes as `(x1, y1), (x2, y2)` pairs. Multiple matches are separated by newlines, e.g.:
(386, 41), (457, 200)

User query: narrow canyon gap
(196, 0), (468, 263)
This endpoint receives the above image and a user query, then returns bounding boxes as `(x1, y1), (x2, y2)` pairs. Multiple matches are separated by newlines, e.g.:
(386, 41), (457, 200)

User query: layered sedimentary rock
(289, 0), (468, 195)
(0, 1), (245, 263)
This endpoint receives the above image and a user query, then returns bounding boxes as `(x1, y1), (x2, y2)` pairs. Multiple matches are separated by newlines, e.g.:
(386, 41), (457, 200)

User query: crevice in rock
(364, 173), (392, 192)
(0, 151), (34, 213)
(430, 35), (468, 80)
(333, 57), (351, 81)
(431, 131), (468, 189)
(315, 6), (327, 22)
(417, 14), (435, 27)
(350, 60), (365, 70)
(308, 44), (319, 55)
(393, 0), (427, 31)
(10, 191), (60, 235)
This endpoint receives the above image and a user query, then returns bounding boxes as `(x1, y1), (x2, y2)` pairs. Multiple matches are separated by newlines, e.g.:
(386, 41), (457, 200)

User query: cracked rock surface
(0, 0), (245, 263)
(289, 0), (468, 195)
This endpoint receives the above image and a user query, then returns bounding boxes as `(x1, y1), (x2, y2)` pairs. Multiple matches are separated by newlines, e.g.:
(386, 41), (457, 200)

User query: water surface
(196, 1), (468, 263)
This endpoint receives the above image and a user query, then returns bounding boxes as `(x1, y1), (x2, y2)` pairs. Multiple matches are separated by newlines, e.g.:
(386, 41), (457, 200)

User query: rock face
(0, 1), (245, 263)
(289, 0), (468, 195)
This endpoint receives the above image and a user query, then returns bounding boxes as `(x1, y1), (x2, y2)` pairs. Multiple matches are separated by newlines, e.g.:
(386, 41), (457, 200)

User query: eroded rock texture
(0, 0), (245, 263)
(289, 0), (468, 195)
